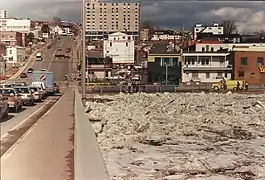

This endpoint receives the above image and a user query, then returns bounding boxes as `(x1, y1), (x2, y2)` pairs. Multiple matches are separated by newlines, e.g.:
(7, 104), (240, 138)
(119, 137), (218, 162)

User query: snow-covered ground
(86, 92), (265, 180)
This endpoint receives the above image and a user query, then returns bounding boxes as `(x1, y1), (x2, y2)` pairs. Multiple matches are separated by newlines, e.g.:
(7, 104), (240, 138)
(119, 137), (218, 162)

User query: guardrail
(74, 88), (109, 180)
(85, 84), (265, 94)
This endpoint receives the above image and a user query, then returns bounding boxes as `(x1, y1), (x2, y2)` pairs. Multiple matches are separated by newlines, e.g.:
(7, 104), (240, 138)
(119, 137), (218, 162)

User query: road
(1, 36), (77, 179)
(25, 36), (75, 83)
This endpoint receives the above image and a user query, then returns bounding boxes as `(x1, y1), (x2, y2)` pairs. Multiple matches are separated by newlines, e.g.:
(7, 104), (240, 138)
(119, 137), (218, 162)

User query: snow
(86, 92), (265, 180)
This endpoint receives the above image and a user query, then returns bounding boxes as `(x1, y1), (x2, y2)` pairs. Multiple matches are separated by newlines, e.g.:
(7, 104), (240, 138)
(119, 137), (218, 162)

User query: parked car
(0, 95), (9, 122)
(47, 44), (51, 49)
(0, 88), (23, 112)
(11, 82), (28, 87)
(29, 86), (42, 101)
(27, 68), (34, 73)
(13, 86), (34, 106)
(41, 68), (47, 71)
(20, 73), (27, 78)
(0, 83), (14, 88)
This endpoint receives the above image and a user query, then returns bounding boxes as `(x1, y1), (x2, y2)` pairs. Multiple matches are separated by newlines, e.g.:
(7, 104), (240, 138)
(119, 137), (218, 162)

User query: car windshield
(30, 87), (38, 92)
(0, 89), (16, 95)
(15, 88), (29, 94)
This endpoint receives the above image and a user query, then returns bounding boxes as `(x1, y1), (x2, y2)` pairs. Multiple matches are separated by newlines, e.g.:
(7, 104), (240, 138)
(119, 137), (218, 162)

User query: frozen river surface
(86, 92), (265, 180)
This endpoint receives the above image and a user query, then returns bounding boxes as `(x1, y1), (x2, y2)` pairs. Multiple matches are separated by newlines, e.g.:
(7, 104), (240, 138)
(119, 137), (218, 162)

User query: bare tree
(222, 20), (237, 35)
(53, 17), (62, 27)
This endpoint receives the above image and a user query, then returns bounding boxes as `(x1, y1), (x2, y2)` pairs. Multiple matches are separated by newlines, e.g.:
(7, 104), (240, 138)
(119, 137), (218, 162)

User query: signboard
(40, 75), (46, 81)
(259, 66), (265, 73)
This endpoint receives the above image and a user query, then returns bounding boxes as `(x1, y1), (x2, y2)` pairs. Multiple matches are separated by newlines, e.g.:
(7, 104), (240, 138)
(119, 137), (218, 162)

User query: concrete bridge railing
(74, 88), (110, 180)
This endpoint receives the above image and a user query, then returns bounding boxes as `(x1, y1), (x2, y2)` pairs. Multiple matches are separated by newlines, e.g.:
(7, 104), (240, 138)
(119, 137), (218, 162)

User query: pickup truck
(0, 88), (23, 113)
(0, 95), (9, 122)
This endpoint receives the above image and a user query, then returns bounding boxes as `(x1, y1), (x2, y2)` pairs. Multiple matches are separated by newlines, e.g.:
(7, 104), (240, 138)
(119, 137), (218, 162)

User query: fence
(85, 84), (265, 94)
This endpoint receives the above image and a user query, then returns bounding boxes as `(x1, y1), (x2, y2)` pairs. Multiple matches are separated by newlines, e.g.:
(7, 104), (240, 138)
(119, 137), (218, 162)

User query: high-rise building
(0, 10), (8, 18)
(85, 0), (140, 40)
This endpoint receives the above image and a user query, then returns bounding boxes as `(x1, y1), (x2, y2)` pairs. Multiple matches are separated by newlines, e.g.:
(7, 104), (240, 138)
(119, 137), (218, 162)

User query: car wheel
(213, 86), (219, 91)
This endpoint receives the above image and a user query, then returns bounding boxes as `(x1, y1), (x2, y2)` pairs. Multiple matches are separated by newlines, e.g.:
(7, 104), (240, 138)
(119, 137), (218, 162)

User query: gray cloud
(1, 0), (265, 33)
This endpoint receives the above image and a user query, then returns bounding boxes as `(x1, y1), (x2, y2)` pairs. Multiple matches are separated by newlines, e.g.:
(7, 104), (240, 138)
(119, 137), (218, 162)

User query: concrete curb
(74, 88), (110, 180)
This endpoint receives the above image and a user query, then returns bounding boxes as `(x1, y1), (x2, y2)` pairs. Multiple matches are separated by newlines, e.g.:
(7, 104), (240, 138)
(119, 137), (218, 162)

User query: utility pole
(81, 0), (87, 104)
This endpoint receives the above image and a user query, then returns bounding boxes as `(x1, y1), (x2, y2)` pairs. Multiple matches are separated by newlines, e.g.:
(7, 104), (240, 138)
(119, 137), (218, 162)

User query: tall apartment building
(85, 0), (140, 40)
(0, 10), (7, 18)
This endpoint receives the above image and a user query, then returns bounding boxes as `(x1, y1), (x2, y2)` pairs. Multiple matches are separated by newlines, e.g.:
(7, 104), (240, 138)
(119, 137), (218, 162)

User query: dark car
(54, 83), (60, 93)
(20, 73), (27, 78)
(47, 45), (51, 49)
(27, 68), (34, 73)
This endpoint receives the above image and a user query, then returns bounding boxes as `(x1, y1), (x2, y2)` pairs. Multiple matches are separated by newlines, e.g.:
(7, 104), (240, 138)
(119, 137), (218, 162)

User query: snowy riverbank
(86, 92), (265, 180)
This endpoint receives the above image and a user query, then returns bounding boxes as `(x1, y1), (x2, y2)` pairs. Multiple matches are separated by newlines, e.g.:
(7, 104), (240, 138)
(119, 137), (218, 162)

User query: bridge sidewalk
(1, 88), (75, 180)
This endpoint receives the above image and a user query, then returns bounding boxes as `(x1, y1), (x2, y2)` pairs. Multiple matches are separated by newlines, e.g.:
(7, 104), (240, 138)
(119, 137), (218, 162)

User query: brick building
(0, 31), (23, 46)
(231, 45), (265, 85)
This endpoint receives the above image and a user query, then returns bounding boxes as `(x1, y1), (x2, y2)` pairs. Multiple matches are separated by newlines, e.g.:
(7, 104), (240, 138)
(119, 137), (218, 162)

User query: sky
(1, 0), (265, 33)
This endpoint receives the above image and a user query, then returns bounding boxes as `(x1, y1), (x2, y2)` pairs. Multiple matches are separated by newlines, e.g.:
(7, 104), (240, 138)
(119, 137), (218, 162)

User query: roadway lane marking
(0, 99), (52, 141)
(47, 38), (66, 71)
(0, 95), (65, 161)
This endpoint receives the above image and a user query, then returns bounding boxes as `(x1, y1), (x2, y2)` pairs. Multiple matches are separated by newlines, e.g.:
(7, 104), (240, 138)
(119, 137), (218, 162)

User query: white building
(194, 43), (265, 52)
(51, 26), (63, 35)
(0, 10), (7, 18)
(182, 52), (232, 83)
(193, 23), (224, 40)
(4, 46), (26, 66)
(103, 32), (135, 64)
(0, 18), (31, 33)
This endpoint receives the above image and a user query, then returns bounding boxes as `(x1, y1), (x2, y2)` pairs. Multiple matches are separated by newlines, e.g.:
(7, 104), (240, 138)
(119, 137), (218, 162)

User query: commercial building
(230, 45), (265, 85)
(85, 0), (140, 40)
(140, 29), (149, 41)
(0, 10), (7, 18)
(0, 31), (23, 46)
(193, 23), (224, 40)
(0, 18), (30, 46)
(4, 46), (26, 67)
(103, 32), (135, 65)
(189, 42), (265, 52)
(182, 52), (232, 83)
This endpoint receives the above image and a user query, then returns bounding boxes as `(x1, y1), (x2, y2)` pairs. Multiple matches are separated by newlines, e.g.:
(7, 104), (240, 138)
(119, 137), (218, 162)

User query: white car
(29, 86), (42, 101)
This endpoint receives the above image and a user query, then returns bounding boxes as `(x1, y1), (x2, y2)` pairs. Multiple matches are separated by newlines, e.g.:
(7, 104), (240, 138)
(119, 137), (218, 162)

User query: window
(9, 50), (12, 54)
(202, 47), (205, 52)
(224, 73), (227, 78)
(240, 57), (248, 65)
(206, 59), (209, 65)
(192, 72), (198, 78)
(217, 72), (222, 77)
(257, 57), (264, 66)
(211, 47), (214, 52)
(238, 71), (244, 77)
(206, 73), (210, 78)
(110, 42), (112, 47)
(206, 45), (209, 52)
(126, 42), (128, 47)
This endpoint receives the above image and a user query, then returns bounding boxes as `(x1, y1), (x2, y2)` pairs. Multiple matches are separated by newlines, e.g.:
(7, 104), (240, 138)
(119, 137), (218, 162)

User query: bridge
(0, 36), (109, 180)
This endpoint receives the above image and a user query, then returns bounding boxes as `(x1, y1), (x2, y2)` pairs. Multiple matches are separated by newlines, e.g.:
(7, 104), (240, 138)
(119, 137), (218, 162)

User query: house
(86, 50), (112, 80)
(0, 31), (23, 46)
(182, 52), (232, 83)
(147, 43), (181, 84)
(4, 46), (25, 67)
(103, 32), (135, 66)
(230, 45), (265, 85)
(193, 23), (224, 40)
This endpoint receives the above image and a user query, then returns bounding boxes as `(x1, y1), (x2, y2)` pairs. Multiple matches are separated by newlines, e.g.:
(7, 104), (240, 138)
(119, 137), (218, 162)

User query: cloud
(1, 0), (265, 33)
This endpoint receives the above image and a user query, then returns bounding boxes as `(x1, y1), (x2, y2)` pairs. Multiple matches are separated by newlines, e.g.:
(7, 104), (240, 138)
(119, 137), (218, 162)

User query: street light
(164, 63), (168, 85)
(61, 2), (87, 104)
